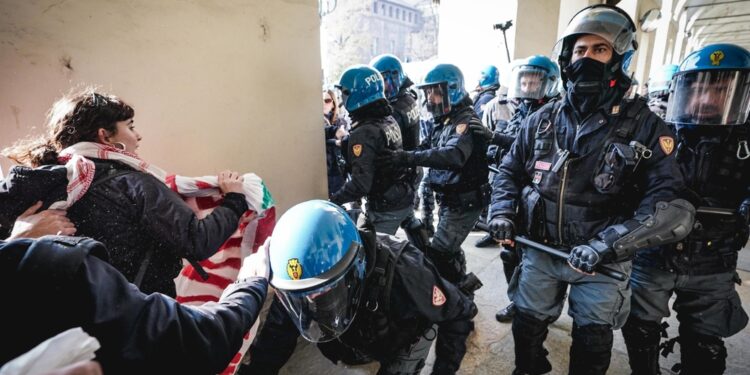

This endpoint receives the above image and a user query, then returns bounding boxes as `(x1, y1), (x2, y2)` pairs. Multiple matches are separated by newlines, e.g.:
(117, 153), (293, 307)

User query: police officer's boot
(621, 317), (662, 375)
(679, 331), (727, 375)
(495, 302), (516, 323)
(512, 311), (552, 374)
(401, 216), (430, 252)
(568, 323), (613, 375)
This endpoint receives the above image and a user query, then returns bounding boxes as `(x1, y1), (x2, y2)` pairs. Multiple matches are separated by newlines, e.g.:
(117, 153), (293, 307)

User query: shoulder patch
(456, 123), (468, 135)
(432, 285), (446, 306)
(658, 136), (674, 155)
(352, 144), (363, 157)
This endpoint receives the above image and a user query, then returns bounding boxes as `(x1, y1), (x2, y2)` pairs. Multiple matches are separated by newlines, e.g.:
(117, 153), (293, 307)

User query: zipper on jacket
(557, 160), (570, 243)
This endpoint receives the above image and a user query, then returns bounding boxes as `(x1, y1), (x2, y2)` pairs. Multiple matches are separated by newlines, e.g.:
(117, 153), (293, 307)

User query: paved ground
(275, 229), (750, 375)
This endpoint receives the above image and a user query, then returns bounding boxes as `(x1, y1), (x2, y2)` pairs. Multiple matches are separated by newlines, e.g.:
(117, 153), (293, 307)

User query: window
(408, 13), (412, 22)
(373, 2), (377, 13)
(382, 4), (386, 14)
(396, 8), (400, 19)
(389, 6), (392, 17)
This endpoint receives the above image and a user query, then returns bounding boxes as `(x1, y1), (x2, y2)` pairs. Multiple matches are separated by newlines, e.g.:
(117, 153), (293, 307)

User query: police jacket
(473, 88), (496, 120)
(0, 237), (267, 374)
(243, 231), (477, 374)
(490, 96), (684, 248)
(331, 112), (414, 211)
(0, 160), (248, 296)
(390, 84), (421, 152)
(415, 99), (489, 199)
(636, 126), (750, 274)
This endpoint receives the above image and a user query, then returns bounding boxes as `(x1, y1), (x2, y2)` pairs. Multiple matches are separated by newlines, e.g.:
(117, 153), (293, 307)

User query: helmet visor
(666, 70), (750, 126)
(275, 246), (365, 343)
(381, 70), (400, 99)
(418, 82), (451, 118)
(508, 66), (554, 100)
(553, 7), (636, 58)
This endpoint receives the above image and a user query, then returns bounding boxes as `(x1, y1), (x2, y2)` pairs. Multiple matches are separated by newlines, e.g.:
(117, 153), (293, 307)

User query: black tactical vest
(428, 106), (490, 194)
(524, 98), (651, 247)
(665, 126), (750, 272)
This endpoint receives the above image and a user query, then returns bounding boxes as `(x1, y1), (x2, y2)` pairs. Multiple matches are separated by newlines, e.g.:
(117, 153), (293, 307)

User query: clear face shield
(508, 67), (551, 101)
(381, 70), (400, 99)
(666, 70), (750, 126)
(275, 246), (366, 343)
(419, 82), (451, 119)
(334, 85), (350, 111)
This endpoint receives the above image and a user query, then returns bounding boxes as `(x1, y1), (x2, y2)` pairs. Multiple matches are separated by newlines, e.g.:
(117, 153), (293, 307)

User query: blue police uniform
(488, 6), (693, 374)
(623, 43), (750, 375)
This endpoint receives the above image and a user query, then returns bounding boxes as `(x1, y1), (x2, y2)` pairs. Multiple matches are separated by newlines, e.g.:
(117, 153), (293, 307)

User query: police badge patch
(456, 123), (468, 134)
(287, 258), (302, 280)
(659, 136), (675, 155)
(352, 144), (363, 157)
(432, 285), (446, 306)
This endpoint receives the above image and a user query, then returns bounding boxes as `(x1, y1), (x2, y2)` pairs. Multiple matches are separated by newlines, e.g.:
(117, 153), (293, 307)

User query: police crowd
(1, 4), (749, 375)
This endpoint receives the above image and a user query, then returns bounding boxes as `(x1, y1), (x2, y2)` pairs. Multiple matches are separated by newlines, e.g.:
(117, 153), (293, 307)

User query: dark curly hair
(2, 87), (134, 167)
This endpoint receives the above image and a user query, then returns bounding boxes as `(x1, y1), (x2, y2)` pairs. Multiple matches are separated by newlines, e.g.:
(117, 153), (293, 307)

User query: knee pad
(622, 317), (662, 347)
(572, 323), (613, 352)
(679, 331), (726, 375)
(512, 311), (552, 374)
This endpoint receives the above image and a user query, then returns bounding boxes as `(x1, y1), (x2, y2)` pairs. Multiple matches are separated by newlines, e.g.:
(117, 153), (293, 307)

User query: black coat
(0, 237), (267, 374)
(331, 116), (414, 211)
(0, 159), (248, 296)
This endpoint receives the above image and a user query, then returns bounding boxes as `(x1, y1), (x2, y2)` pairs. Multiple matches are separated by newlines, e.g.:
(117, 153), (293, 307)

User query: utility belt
(434, 183), (490, 210)
(671, 210), (749, 254)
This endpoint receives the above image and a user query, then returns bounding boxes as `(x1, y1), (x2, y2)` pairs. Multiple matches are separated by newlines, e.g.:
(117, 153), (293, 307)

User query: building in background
(320, 0), (438, 85)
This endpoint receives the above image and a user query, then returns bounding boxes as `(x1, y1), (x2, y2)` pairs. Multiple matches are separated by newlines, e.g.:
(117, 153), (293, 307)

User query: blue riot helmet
(417, 63), (467, 118)
(269, 200), (366, 343)
(370, 54), (406, 100)
(336, 65), (387, 113)
(553, 5), (638, 84)
(508, 55), (561, 101)
(666, 44), (750, 127)
(477, 65), (500, 91)
(648, 64), (679, 98)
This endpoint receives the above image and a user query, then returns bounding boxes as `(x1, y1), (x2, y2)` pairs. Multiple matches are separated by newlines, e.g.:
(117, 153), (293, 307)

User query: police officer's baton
(513, 236), (628, 282)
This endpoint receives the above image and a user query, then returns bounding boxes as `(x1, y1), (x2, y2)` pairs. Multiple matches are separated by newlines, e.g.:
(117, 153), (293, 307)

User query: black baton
(514, 236), (628, 282)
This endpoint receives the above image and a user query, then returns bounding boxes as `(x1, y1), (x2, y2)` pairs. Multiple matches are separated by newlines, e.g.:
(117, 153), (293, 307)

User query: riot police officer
(646, 64), (679, 120)
(330, 65), (414, 235)
(370, 54), (425, 237)
(471, 55), (561, 322)
(380, 63), (489, 291)
(239, 200), (477, 375)
(488, 5), (694, 374)
(622, 43), (750, 375)
(474, 65), (501, 120)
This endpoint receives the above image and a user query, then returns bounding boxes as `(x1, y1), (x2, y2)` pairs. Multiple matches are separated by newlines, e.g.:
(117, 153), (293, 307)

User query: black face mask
(564, 57), (629, 116)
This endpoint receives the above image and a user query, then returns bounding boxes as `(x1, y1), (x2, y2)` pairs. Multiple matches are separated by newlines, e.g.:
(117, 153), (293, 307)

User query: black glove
(567, 241), (613, 274)
(488, 216), (514, 241)
(469, 122), (493, 141)
(376, 149), (414, 167)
